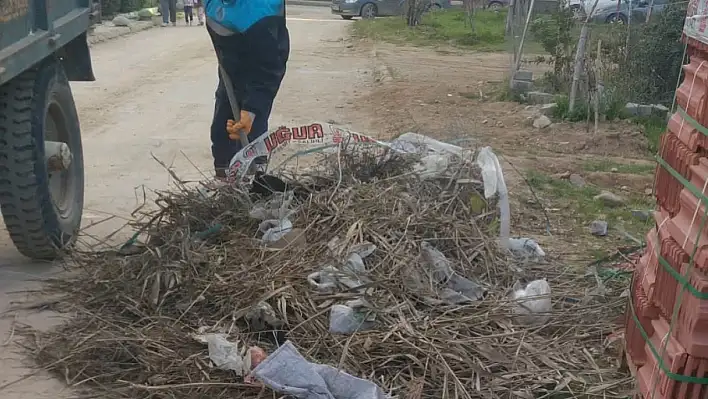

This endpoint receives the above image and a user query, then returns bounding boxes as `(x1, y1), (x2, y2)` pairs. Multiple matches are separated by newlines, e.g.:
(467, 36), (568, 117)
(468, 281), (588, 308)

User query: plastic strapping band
(654, 156), (708, 299)
(654, 156), (708, 205)
(630, 276), (708, 383)
(678, 106), (708, 138)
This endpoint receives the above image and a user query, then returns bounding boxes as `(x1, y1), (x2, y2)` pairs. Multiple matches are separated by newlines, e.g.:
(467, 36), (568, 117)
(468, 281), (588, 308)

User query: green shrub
(353, 9), (508, 51)
(101, 0), (122, 16)
(529, 4), (576, 93)
(622, 2), (686, 105)
(120, 0), (143, 13)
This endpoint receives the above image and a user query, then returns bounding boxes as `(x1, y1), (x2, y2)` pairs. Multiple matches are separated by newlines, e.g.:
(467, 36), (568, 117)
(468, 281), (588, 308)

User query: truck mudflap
(60, 33), (95, 82)
(0, 0), (98, 86)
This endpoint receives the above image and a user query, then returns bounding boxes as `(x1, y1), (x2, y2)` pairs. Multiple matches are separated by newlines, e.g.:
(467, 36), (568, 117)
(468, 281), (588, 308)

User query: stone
(112, 15), (131, 27)
(513, 70), (533, 82)
(569, 173), (586, 187)
(632, 210), (651, 221)
(532, 115), (552, 129)
(138, 8), (154, 20)
(539, 103), (557, 116)
(644, 188), (653, 196)
(590, 220), (609, 236)
(526, 91), (555, 105)
(652, 104), (669, 114)
(594, 191), (627, 207)
(610, 167), (618, 173)
(511, 79), (533, 93)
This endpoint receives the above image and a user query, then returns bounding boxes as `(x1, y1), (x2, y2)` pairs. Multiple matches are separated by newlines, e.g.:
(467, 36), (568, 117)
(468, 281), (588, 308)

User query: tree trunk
(513, 0), (537, 74)
(569, 0), (601, 113)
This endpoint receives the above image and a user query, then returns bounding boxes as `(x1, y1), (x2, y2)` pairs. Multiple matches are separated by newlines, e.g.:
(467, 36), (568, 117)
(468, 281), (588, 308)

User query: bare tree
(568, 0), (601, 113)
(405, 0), (428, 26)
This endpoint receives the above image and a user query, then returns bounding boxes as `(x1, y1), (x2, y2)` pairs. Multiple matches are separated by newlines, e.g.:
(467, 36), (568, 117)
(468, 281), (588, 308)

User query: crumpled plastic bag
(511, 278), (552, 326)
(476, 147), (545, 260)
(507, 238), (546, 258)
(404, 242), (486, 305)
(259, 219), (293, 243)
(306, 240), (378, 334)
(308, 241), (376, 292)
(250, 192), (295, 221)
(387, 133), (474, 180)
(250, 192), (296, 243)
(389, 132), (471, 159)
(245, 301), (283, 331)
(329, 303), (376, 334)
(251, 341), (388, 399)
(421, 241), (486, 303)
(191, 333), (251, 376)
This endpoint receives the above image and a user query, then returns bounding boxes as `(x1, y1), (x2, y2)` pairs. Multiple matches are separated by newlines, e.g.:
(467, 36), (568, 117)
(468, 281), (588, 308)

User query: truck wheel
(0, 59), (84, 260)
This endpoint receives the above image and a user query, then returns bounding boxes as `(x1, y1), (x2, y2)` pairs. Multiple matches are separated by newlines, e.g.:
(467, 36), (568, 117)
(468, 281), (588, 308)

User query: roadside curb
(88, 19), (159, 46)
(287, 0), (331, 7)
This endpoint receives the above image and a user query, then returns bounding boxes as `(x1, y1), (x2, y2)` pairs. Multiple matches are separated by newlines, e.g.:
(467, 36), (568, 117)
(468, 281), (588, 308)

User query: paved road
(0, 6), (373, 397)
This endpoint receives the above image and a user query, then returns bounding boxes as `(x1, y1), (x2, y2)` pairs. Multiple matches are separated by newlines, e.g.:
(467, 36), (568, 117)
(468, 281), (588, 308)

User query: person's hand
(226, 111), (254, 141)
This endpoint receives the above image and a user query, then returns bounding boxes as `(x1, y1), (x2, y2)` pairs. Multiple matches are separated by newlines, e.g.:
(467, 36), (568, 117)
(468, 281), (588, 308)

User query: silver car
(586, 0), (668, 23)
(331, 0), (452, 20)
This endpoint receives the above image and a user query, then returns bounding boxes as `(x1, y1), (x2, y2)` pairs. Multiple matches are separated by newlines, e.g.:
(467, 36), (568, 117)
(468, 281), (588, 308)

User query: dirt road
(0, 6), (374, 397)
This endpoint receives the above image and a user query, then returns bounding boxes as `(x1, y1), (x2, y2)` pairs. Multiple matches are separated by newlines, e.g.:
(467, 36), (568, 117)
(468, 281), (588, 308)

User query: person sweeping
(204, 0), (290, 180)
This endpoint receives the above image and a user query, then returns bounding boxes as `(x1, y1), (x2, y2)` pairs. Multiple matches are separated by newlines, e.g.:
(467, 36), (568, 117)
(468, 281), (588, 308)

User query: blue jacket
(205, 0), (285, 33)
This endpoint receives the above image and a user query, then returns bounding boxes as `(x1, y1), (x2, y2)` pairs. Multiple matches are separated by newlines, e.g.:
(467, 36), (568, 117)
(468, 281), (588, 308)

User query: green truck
(0, 0), (100, 260)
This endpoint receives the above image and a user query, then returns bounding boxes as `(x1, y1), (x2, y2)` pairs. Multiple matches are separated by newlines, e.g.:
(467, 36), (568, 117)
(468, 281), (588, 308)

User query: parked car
(487, 0), (509, 10)
(331, 0), (452, 19)
(487, 0), (585, 17)
(586, 0), (669, 23)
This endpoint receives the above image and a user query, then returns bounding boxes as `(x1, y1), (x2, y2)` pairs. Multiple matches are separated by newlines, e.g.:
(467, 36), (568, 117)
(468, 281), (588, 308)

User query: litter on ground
(21, 126), (630, 399)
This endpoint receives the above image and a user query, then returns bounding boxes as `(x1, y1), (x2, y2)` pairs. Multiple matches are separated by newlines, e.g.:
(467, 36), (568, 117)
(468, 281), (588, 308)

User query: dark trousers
(208, 18), (290, 171)
(184, 6), (193, 23)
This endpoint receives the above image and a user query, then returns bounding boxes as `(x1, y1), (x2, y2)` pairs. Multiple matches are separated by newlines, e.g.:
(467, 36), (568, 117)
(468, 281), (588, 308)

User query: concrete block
(625, 102), (654, 117)
(511, 79), (533, 93)
(513, 70), (533, 81)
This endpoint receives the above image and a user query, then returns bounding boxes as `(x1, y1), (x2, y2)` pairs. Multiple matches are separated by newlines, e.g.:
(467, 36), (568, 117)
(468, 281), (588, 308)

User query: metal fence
(507, 0), (687, 120)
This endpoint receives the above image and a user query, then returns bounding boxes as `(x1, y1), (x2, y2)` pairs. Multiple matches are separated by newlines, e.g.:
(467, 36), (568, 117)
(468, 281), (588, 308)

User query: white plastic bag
(511, 279), (552, 326)
(476, 147), (545, 259)
(192, 333), (250, 375)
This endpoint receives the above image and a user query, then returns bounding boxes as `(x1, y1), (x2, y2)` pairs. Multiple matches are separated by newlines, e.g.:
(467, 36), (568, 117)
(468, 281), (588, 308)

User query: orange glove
(226, 111), (255, 141)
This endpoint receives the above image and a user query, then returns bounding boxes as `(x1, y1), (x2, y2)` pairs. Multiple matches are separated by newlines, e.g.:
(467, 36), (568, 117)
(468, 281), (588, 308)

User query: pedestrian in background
(159, 0), (177, 26)
(194, 0), (205, 26)
(183, 0), (195, 25)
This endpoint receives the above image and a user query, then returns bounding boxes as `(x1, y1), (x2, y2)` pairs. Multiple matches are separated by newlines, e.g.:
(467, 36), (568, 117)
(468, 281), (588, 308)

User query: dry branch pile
(24, 146), (631, 399)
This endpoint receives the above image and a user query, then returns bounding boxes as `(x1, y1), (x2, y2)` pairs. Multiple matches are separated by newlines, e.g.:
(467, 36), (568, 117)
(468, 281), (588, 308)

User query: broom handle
(218, 62), (250, 148)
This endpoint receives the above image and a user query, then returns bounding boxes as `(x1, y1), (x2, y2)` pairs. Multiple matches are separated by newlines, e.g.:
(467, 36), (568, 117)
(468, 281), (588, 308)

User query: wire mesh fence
(507, 0), (688, 121)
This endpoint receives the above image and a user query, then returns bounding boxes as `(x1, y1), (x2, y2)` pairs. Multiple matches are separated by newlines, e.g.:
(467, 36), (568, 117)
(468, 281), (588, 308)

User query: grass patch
(635, 115), (666, 153)
(581, 160), (656, 175)
(353, 9), (527, 51)
(527, 171), (654, 239)
(551, 95), (666, 153)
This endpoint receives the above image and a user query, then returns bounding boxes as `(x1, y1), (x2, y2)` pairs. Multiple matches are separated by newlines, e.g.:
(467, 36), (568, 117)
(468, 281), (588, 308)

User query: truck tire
(0, 59), (84, 260)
